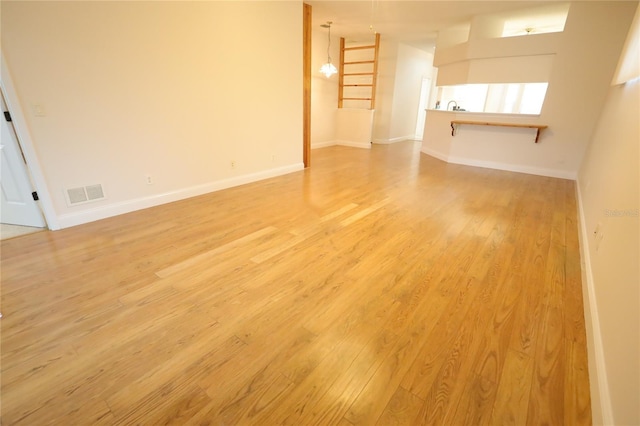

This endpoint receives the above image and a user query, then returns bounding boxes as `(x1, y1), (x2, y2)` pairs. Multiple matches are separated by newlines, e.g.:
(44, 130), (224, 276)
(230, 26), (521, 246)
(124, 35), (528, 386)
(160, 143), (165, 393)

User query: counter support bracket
(450, 120), (548, 143)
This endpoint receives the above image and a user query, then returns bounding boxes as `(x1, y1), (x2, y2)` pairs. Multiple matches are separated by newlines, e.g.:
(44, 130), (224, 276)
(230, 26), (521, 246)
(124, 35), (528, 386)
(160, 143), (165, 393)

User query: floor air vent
(65, 184), (106, 206)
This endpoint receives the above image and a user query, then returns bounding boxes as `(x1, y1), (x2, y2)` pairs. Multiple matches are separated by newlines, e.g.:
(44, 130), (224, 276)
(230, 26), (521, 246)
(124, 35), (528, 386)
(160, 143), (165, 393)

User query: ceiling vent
(65, 184), (106, 206)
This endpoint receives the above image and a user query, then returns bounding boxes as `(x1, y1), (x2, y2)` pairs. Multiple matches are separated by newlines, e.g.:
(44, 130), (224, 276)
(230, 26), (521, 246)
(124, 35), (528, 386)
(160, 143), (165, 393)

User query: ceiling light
(320, 21), (337, 78)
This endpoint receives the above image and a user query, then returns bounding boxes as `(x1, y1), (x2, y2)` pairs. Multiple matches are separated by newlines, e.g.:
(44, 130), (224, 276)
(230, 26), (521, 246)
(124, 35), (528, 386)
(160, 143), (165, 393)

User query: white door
(0, 93), (46, 227)
(415, 78), (431, 140)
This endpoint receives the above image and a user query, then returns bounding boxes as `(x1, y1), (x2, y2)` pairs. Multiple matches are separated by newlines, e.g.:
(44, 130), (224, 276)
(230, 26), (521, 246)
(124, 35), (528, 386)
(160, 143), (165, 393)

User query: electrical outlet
(33, 104), (46, 117)
(146, 175), (153, 185)
(231, 160), (236, 169)
(271, 154), (275, 162)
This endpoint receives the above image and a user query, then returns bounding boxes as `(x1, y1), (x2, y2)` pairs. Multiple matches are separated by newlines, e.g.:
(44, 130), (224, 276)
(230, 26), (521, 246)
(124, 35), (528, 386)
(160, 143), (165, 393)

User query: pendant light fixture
(319, 21), (337, 78)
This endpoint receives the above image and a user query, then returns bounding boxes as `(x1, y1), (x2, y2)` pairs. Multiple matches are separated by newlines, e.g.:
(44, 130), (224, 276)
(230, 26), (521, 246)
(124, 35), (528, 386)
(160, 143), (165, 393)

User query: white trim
(425, 109), (541, 119)
(575, 182), (614, 426)
(334, 140), (371, 150)
(420, 146), (577, 180)
(372, 135), (415, 144)
(311, 140), (338, 149)
(447, 155), (577, 179)
(57, 163), (304, 229)
(1, 54), (60, 230)
(420, 145), (450, 163)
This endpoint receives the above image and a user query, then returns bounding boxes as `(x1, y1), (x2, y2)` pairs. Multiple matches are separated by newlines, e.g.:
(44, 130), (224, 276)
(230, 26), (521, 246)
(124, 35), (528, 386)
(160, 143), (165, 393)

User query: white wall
(373, 42), (433, 144)
(388, 44), (432, 142)
(371, 40), (398, 143)
(578, 78), (639, 426)
(314, 37), (433, 148)
(422, 1), (637, 179)
(311, 26), (340, 148)
(1, 1), (303, 228)
(336, 109), (374, 149)
(577, 11), (640, 425)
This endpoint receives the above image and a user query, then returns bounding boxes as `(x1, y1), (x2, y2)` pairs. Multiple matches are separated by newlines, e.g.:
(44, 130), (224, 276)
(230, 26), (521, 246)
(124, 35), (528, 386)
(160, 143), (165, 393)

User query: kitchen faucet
(447, 100), (458, 111)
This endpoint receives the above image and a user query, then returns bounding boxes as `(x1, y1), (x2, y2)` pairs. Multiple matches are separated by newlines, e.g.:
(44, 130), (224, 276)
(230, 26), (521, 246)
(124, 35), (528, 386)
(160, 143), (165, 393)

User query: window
(437, 83), (549, 114)
(500, 3), (569, 38)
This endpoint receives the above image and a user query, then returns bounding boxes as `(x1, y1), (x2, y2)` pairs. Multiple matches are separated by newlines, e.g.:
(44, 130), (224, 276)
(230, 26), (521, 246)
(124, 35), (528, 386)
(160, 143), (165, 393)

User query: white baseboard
(420, 146), (577, 180)
(57, 163), (304, 229)
(335, 140), (372, 149)
(311, 140), (338, 149)
(575, 182), (613, 426)
(373, 135), (415, 144)
(420, 145), (450, 163)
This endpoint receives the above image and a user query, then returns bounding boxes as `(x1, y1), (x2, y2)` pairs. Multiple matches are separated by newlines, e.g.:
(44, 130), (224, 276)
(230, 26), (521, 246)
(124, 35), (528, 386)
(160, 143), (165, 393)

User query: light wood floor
(0, 141), (591, 425)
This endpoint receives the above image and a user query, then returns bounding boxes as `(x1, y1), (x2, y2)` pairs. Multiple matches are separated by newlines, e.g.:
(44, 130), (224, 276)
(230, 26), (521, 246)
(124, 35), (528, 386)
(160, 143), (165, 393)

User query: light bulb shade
(320, 62), (338, 78)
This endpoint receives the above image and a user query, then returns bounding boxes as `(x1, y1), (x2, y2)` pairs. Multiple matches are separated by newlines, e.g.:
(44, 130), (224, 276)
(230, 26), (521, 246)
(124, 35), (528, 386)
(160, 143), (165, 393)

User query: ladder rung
(338, 33), (379, 110)
(344, 45), (376, 51)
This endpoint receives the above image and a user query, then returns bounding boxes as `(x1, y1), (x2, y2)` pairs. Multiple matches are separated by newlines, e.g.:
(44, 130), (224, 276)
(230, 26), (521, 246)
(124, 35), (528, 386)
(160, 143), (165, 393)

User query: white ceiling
(307, 1), (562, 51)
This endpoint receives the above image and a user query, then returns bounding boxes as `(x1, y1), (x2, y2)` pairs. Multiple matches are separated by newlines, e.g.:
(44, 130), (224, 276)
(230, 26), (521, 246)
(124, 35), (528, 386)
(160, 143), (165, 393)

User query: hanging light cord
(319, 21), (337, 77)
(370, 0), (378, 34)
(327, 23), (332, 63)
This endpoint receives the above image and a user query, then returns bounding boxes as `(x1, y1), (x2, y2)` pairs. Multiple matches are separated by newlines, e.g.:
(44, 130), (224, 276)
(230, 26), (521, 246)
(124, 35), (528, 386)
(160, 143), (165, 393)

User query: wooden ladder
(338, 33), (380, 110)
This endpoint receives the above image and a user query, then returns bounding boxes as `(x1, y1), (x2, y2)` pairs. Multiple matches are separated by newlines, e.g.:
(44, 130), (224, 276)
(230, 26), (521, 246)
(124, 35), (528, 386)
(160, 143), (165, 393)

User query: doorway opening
(0, 89), (47, 239)
(414, 77), (431, 140)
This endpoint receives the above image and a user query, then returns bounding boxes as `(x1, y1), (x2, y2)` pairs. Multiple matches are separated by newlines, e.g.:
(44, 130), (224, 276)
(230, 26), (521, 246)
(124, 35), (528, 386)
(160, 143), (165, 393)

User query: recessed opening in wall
(437, 82), (549, 114)
(500, 3), (570, 38)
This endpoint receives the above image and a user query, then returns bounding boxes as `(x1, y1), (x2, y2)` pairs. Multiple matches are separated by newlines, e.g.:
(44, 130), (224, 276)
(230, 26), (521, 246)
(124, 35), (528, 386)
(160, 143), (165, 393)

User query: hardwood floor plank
(1, 345), (78, 391)
(508, 216), (553, 356)
(283, 328), (400, 425)
(279, 297), (398, 387)
(339, 198), (390, 227)
(1, 299), (126, 370)
(445, 373), (497, 426)
(106, 335), (246, 417)
(197, 327), (317, 411)
(3, 315), (224, 424)
(563, 250), (588, 345)
(187, 372), (296, 425)
(342, 220), (503, 424)
(489, 349), (535, 425)
(0, 142), (590, 424)
(376, 386), (424, 426)
(8, 395), (115, 426)
(250, 233), (312, 264)
(319, 202), (360, 222)
(409, 304), (489, 425)
(472, 273), (522, 385)
(400, 226), (508, 400)
(335, 321), (426, 425)
(564, 340), (592, 425)
(115, 384), (211, 425)
(526, 305), (566, 425)
(156, 225), (278, 277)
(564, 184), (588, 346)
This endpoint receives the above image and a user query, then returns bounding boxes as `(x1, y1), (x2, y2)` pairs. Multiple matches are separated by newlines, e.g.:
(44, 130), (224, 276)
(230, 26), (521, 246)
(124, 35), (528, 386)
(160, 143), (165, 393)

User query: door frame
(414, 77), (431, 140)
(1, 54), (59, 230)
(303, 3), (311, 168)
(1, 91), (45, 227)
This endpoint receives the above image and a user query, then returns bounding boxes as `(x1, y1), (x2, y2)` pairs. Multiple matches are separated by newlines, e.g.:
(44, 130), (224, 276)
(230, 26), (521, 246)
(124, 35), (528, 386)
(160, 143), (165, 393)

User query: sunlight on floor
(0, 223), (45, 241)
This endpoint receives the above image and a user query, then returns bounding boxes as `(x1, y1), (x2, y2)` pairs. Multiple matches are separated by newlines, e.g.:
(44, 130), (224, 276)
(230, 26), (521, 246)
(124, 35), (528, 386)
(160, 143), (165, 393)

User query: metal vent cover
(65, 184), (106, 206)
(85, 184), (104, 201)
